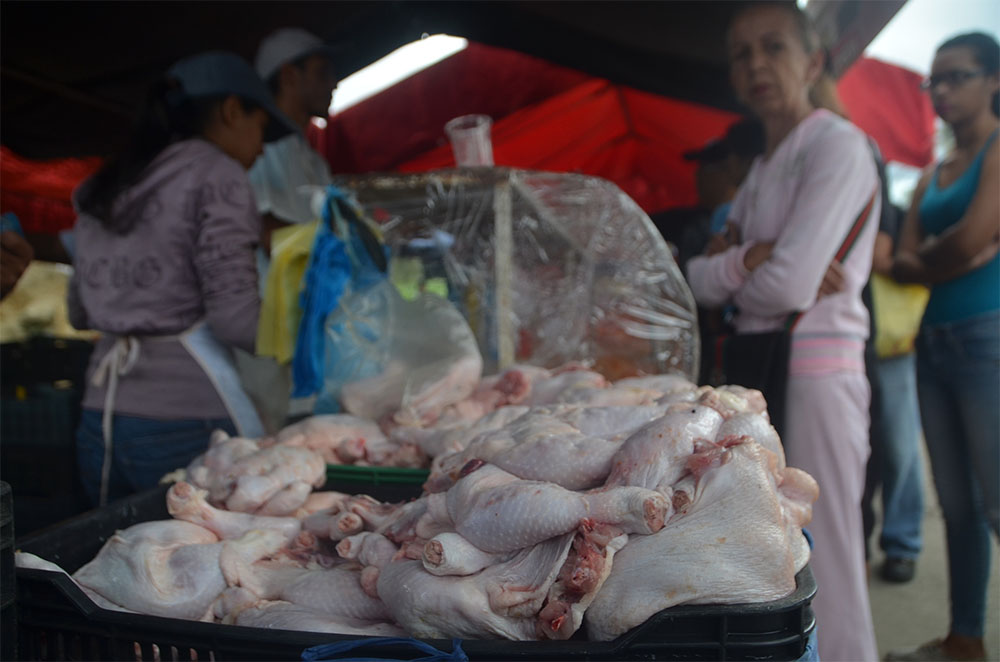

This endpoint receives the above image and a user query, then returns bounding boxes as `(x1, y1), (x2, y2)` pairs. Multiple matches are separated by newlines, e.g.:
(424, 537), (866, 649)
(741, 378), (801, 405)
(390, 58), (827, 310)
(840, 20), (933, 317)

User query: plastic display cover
(334, 168), (699, 381)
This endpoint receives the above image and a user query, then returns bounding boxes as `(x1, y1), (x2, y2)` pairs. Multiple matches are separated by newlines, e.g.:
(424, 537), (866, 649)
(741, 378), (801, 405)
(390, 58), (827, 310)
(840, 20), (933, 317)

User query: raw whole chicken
(184, 430), (261, 490)
(37, 372), (817, 645)
(585, 438), (817, 641)
(16, 552), (136, 613)
(73, 520), (287, 620)
(190, 439), (326, 515)
(275, 414), (391, 464)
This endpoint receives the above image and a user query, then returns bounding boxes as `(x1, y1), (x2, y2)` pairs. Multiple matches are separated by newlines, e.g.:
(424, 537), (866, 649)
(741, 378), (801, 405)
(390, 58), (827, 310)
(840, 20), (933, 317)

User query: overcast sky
(865, 0), (999, 73)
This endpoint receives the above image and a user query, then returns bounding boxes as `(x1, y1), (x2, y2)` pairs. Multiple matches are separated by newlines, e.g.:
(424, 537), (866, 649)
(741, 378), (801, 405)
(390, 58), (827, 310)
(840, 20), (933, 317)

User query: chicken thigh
(375, 533), (575, 639)
(604, 404), (722, 492)
(167, 481), (302, 543)
(446, 464), (666, 553)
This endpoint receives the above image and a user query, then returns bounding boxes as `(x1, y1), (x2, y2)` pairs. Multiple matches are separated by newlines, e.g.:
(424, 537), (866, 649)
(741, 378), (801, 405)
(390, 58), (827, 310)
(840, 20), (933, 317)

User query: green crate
(324, 464), (428, 502)
(325, 464), (429, 485)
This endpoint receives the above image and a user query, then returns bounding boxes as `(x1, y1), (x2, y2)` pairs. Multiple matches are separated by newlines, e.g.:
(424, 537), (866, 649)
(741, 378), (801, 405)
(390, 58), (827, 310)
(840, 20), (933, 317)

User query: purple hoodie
(69, 139), (261, 419)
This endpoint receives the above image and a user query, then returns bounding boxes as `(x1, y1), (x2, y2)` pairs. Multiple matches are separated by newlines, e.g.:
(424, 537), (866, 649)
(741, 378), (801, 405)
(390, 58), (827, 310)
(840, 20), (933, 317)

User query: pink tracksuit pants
(784, 370), (879, 662)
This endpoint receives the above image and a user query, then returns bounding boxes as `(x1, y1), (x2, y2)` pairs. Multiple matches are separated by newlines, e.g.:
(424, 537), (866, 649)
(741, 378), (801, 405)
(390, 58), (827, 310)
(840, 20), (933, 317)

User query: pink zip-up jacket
(686, 110), (880, 376)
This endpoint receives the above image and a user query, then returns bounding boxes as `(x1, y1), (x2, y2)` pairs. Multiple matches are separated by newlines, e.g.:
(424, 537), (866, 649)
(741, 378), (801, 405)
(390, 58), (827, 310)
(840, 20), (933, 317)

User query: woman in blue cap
(68, 52), (297, 506)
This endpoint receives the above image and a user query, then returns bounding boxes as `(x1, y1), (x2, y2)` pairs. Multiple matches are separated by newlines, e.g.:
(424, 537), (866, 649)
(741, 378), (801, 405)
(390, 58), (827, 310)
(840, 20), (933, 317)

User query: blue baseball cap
(167, 51), (298, 142)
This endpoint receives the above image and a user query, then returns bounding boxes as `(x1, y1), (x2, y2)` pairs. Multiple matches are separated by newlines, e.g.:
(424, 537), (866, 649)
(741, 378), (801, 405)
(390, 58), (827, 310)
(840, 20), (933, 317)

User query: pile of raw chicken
(18, 365), (818, 642)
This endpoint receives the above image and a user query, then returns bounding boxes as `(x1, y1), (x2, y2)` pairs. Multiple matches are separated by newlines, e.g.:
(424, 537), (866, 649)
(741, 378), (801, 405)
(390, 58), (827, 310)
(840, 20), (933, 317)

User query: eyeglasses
(920, 70), (985, 91)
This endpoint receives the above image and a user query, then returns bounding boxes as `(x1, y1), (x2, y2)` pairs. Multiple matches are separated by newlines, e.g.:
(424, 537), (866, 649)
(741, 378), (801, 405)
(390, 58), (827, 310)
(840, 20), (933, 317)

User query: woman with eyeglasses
(887, 32), (999, 662)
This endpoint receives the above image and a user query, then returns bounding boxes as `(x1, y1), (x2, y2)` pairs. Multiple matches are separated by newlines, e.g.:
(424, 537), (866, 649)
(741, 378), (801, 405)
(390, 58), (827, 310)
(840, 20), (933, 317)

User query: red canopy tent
(1, 45), (934, 234)
(315, 44), (934, 212)
(396, 77), (739, 213)
(315, 42), (739, 213)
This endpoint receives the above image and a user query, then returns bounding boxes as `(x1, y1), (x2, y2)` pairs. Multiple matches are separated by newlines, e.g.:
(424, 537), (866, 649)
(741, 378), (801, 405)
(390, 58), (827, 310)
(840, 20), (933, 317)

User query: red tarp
(838, 57), (936, 168)
(317, 42), (738, 212)
(396, 78), (738, 212)
(318, 47), (935, 212)
(314, 43), (592, 174)
(1, 46), (934, 233)
(0, 146), (99, 234)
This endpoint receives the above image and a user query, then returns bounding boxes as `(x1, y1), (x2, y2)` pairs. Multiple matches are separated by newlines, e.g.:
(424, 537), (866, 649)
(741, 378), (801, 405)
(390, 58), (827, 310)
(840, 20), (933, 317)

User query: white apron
(90, 321), (264, 505)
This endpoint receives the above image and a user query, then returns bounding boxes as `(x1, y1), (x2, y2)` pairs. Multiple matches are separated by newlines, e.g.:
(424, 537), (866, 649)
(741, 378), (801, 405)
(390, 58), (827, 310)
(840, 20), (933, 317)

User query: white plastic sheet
(335, 168), (699, 381)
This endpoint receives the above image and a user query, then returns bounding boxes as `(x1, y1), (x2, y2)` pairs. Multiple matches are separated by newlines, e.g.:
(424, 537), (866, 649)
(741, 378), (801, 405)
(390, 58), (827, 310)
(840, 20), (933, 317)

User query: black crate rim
(17, 568), (815, 661)
(15, 485), (816, 661)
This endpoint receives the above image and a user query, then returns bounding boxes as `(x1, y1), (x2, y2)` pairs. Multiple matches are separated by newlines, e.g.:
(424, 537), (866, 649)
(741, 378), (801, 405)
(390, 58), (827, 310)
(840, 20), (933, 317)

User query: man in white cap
(241, 28), (339, 429)
(250, 28), (339, 248)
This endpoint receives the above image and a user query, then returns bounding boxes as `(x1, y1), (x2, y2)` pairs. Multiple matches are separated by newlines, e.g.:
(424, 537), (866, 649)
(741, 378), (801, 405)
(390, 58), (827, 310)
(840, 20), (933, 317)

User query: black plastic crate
(16, 486), (816, 661)
(0, 338), (95, 397)
(0, 339), (94, 534)
(2, 481), (16, 662)
(0, 385), (80, 446)
(0, 395), (91, 534)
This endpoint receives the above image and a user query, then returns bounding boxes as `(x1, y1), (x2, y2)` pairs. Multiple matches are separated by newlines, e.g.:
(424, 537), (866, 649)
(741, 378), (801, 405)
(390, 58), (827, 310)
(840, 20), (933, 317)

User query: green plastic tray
(325, 464), (430, 486)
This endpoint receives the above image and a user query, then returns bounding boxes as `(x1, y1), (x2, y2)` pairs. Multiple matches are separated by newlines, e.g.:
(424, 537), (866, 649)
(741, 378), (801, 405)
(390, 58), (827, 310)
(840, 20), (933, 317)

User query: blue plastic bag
(292, 186), (387, 399)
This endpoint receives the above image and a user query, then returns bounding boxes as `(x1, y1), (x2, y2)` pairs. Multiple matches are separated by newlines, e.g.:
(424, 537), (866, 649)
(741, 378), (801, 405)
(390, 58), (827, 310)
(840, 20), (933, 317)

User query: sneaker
(881, 556), (916, 583)
(885, 639), (987, 661)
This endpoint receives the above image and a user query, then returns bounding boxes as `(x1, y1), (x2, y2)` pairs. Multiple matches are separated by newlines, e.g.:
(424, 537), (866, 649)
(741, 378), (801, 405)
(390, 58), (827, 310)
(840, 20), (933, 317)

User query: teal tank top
(918, 129), (999, 325)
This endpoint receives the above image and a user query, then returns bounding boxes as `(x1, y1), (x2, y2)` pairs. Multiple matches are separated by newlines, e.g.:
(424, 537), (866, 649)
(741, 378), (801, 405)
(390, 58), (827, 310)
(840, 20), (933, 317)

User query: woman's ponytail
(76, 77), (221, 233)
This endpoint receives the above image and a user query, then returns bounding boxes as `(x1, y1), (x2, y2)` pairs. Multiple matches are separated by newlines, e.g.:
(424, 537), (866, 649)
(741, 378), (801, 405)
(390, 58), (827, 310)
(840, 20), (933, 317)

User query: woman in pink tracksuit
(686, 4), (880, 660)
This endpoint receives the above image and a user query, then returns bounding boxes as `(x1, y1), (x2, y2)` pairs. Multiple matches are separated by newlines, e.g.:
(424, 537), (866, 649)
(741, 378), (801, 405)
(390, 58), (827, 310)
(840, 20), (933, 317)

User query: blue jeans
(916, 310), (1000, 638)
(871, 352), (924, 559)
(76, 409), (236, 507)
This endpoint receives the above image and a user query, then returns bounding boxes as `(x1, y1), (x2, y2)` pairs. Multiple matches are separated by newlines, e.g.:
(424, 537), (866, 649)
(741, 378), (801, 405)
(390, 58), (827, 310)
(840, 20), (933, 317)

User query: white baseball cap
(255, 28), (339, 81)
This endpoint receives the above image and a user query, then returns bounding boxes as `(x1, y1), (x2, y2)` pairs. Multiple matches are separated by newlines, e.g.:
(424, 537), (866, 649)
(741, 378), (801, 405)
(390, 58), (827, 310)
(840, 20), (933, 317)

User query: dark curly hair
(76, 78), (259, 233)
